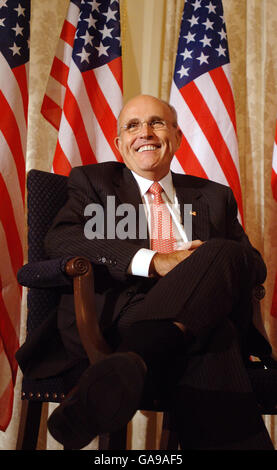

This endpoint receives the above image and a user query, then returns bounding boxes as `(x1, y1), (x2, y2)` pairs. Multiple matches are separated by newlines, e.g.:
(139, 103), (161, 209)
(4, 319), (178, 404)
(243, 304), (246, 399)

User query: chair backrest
(26, 170), (68, 333)
(27, 169), (68, 262)
(21, 170), (76, 402)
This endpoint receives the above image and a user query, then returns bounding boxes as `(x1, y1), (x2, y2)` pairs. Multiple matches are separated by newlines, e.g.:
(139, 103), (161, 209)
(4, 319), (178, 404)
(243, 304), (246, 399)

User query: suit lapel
(172, 173), (210, 241)
(112, 168), (210, 245)
(112, 167), (149, 248)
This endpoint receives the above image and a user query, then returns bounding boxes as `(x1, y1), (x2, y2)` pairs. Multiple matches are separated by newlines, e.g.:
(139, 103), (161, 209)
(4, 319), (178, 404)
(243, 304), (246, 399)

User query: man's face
(114, 95), (182, 181)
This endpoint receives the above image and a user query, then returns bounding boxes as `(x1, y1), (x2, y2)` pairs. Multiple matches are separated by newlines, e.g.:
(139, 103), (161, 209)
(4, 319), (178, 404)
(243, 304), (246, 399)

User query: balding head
(114, 94), (182, 181)
(117, 95), (178, 135)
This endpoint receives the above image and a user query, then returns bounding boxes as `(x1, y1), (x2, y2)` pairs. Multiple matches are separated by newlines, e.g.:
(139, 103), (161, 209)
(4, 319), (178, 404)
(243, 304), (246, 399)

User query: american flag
(272, 119), (277, 202)
(170, 0), (243, 224)
(271, 119), (277, 317)
(41, 0), (123, 175)
(0, 0), (29, 431)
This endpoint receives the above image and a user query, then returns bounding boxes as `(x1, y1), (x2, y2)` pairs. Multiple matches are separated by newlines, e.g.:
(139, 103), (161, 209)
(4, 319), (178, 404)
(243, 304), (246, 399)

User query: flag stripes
(0, 90), (26, 199)
(271, 119), (277, 317)
(0, 0), (29, 430)
(272, 121), (277, 201)
(0, 338), (14, 430)
(170, 0), (243, 224)
(41, 2), (78, 130)
(209, 66), (237, 132)
(42, 0), (123, 175)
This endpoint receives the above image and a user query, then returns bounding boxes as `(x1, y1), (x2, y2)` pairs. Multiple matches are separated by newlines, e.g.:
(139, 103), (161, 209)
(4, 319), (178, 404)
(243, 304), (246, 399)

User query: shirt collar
(131, 170), (175, 203)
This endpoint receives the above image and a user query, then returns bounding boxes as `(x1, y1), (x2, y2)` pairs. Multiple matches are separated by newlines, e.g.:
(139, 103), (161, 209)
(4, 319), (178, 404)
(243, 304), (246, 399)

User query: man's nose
(139, 121), (154, 137)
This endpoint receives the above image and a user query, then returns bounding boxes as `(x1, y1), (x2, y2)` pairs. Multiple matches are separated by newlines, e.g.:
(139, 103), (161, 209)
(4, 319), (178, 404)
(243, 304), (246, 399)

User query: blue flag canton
(73, 0), (121, 72)
(174, 0), (230, 89)
(0, 0), (30, 68)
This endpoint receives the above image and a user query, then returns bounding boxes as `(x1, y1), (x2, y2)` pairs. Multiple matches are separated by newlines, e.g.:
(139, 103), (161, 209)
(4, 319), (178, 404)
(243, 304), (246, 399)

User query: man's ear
(114, 136), (121, 152)
(176, 126), (183, 150)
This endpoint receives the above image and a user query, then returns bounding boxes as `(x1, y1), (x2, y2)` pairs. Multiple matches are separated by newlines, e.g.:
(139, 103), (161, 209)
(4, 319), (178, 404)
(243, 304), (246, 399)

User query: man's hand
(149, 240), (204, 278)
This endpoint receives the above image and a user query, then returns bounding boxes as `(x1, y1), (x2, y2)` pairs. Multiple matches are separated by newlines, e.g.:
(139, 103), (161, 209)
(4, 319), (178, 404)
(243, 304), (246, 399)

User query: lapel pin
(190, 210), (197, 216)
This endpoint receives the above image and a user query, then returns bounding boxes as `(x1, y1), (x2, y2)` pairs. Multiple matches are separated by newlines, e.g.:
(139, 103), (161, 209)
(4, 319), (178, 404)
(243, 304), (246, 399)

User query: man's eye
(151, 120), (164, 127)
(127, 122), (139, 129)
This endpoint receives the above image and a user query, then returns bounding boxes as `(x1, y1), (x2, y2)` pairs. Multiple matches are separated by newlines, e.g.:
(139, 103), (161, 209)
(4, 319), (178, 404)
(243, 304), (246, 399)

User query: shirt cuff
(127, 248), (157, 277)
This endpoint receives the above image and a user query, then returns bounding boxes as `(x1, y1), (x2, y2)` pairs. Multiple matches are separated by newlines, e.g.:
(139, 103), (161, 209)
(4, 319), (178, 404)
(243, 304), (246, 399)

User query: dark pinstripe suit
(41, 162), (273, 448)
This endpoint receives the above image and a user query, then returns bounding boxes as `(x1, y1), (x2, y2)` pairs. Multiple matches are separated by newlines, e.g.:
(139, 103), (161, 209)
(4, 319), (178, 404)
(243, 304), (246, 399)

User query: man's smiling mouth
(137, 145), (161, 153)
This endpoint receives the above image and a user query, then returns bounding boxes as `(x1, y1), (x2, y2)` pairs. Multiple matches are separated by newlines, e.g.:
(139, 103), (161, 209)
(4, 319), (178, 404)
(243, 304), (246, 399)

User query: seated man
(19, 95), (274, 449)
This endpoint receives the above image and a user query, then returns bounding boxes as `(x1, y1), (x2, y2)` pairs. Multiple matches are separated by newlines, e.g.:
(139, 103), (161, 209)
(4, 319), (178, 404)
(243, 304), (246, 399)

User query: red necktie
(149, 182), (176, 253)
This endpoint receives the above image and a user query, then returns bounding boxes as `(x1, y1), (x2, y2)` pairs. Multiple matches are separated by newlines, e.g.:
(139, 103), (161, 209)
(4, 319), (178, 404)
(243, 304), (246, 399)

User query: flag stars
(10, 42), (21, 56)
(80, 30), (93, 46)
(77, 46), (90, 63)
(202, 17), (214, 30)
(103, 7), (117, 23)
(180, 48), (193, 61)
(72, 0), (121, 70)
(197, 51), (209, 65)
(95, 41), (110, 57)
(177, 65), (190, 78)
(200, 34), (212, 47)
(85, 13), (97, 30)
(99, 24), (113, 40)
(174, 0), (230, 85)
(0, 0), (7, 7)
(218, 28), (227, 40)
(183, 31), (196, 43)
(191, 0), (201, 10)
(14, 4), (25, 16)
(12, 23), (24, 36)
(215, 44), (226, 56)
(88, 0), (101, 12)
(205, 2), (217, 14)
(187, 15), (199, 27)
(0, 17), (5, 27)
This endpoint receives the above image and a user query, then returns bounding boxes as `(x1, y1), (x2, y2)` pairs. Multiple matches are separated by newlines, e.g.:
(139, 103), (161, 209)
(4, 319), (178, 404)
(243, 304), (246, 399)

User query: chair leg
(159, 412), (179, 450)
(16, 400), (43, 450)
(98, 426), (128, 450)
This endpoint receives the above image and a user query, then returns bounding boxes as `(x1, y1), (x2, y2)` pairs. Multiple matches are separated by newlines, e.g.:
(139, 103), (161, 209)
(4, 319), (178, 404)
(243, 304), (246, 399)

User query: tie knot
(149, 182), (163, 196)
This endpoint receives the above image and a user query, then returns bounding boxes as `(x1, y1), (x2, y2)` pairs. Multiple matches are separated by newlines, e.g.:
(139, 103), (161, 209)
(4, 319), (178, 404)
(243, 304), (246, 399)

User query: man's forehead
(119, 96), (171, 122)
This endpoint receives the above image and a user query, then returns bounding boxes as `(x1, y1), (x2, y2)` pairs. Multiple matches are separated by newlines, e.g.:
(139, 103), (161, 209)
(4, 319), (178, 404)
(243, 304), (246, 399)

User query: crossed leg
(116, 239), (273, 449)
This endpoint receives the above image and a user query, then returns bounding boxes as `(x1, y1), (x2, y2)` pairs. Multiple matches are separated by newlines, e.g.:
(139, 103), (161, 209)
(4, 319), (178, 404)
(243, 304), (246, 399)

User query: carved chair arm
(253, 285), (266, 302)
(65, 257), (112, 364)
(17, 256), (111, 365)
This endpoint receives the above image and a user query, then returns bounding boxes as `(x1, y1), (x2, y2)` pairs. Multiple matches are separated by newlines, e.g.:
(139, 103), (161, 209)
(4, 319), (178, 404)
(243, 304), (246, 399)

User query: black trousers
(116, 239), (274, 450)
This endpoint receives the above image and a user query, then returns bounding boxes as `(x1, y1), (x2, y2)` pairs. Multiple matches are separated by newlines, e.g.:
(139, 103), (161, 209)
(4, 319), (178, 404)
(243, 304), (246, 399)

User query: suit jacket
(16, 162), (269, 379)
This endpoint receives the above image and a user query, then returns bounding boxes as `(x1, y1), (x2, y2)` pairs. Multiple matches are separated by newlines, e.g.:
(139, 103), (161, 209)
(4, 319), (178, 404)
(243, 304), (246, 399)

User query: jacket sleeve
(225, 186), (267, 285)
(44, 166), (142, 282)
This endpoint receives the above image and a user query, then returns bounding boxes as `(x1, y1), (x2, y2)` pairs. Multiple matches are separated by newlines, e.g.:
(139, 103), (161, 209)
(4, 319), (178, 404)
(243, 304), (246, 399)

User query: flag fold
(0, 0), (30, 431)
(170, 0), (243, 224)
(41, 0), (123, 175)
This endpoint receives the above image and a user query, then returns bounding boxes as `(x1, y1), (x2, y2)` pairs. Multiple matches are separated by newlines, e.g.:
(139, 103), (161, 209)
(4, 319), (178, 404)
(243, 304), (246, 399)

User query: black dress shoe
(47, 352), (147, 449)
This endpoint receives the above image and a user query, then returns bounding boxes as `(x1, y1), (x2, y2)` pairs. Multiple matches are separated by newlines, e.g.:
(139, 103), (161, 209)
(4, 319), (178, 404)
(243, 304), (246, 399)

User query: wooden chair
(15, 169), (179, 450)
(16, 169), (277, 450)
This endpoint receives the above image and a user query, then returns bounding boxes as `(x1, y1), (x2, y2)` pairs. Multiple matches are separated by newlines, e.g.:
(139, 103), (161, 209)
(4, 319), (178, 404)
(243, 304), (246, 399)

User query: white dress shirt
(128, 171), (189, 277)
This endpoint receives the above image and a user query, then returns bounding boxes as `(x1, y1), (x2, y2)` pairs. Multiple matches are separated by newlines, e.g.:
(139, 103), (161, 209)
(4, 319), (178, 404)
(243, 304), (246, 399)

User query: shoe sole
(47, 352), (146, 449)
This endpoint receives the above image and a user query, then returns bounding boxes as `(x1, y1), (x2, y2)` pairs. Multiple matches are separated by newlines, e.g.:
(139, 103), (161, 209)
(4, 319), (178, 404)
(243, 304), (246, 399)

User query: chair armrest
(17, 257), (73, 288)
(253, 285), (266, 302)
(65, 257), (112, 363)
(17, 256), (112, 364)
(251, 284), (272, 358)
